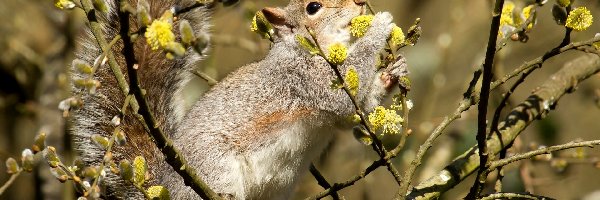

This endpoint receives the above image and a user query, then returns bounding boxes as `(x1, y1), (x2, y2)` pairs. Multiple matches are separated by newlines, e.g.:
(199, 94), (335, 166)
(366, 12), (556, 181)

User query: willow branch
(407, 54), (600, 199)
(466, 0), (505, 197)
(116, 1), (220, 199)
(463, 8), (537, 99)
(305, 26), (402, 184)
(306, 134), (413, 199)
(389, 89), (410, 155)
(304, 23), (419, 197)
(478, 192), (556, 200)
(192, 70), (218, 86)
(397, 37), (600, 198)
(309, 164), (341, 200)
(491, 36), (600, 90)
(0, 171), (21, 195)
(79, 0), (138, 111)
(487, 140), (600, 172)
(305, 158), (387, 200)
(305, 27), (385, 156)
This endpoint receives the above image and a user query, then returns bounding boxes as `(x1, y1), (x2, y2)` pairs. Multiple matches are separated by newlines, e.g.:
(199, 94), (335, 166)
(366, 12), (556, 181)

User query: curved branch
(0, 171), (21, 196)
(478, 192), (556, 200)
(115, 1), (221, 199)
(407, 54), (600, 199)
(487, 140), (600, 171)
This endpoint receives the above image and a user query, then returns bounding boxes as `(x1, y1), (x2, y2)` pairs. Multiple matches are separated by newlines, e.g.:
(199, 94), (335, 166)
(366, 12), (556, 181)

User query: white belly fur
(237, 120), (334, 199)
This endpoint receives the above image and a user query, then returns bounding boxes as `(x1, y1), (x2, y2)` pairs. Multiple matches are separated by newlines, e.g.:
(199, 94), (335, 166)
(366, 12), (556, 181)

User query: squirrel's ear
(261, 7), (287, 26)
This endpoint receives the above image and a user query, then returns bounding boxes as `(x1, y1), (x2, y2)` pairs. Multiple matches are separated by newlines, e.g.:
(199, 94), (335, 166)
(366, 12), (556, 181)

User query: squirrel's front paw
(365, 12), (394, 40)
(381, 55), (408, 90)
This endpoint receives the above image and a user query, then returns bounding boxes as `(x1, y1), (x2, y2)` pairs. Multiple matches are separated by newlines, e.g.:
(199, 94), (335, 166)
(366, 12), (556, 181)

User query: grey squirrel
(71, 0), (407, 199)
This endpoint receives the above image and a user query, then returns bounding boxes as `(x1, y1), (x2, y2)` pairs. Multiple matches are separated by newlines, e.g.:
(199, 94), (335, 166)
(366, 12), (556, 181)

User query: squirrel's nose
(354, 0), (366, 6)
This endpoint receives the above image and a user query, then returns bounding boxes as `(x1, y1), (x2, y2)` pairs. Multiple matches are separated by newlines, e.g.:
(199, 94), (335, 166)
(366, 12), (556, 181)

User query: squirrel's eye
(306, 2), (322, 15)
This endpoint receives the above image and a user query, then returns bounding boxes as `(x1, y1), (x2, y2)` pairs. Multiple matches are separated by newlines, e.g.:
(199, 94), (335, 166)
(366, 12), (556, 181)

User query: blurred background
(1, 0), (600, 199)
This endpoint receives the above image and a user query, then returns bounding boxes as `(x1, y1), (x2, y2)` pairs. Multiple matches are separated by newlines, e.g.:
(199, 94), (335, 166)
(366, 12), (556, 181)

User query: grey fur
(71, 0), (405, 199)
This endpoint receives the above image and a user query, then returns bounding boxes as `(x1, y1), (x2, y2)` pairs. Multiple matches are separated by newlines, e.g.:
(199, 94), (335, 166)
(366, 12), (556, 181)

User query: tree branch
(116, 1), (220, 199)
(487, 140), (600, 171)
(407, 54), (600, 199)
(309, 164), (341, 200)
(0, 171), (21, 195)
(305, 158), (387, 200)
(467, 0), (505, 197)
(478, 192), (556, 200)
(304, 26), (402, 186)
(79, 0), (138, 112)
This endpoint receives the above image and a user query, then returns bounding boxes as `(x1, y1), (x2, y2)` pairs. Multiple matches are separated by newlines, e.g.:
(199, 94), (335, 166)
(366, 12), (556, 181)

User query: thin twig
(303, 25), (404, 198)
(174, 1), (213, 16)
(192, 70), (218, 86)
(491, 36), (600, 91)
(478, 192), (555, 200)
(79, 0), (138, 112)
(306, 135), (413, 199)
(305, 158), (388, 200)
(389, 89), (410, 155)
(559, 5), (572, 47)
(309, 164), (341, 200)
(305, 27), (386, 157)
(486, 140), (600, 172)
(463, 8), (537, 99)
(0, 171), (21, 195)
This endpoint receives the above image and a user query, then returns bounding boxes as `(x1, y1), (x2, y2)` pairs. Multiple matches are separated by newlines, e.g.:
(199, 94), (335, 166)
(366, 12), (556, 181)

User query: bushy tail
(70, 0), (209, 198)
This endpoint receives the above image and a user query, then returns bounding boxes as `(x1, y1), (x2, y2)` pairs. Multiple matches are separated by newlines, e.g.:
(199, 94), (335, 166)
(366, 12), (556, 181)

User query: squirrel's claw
(381, 54), (408, 90)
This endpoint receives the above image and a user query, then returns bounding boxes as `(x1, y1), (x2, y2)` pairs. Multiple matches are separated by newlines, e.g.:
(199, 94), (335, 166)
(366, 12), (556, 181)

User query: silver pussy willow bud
(119, 159), (133, 182)
(5, 157), (20, 174)
(73, 59), (93, 75)
(91, 134), (110, 150)
(193, 32), (210, 55)
(44, 146), (61, 168)
(21, 149), (35, 172)
(83, 167), (98, 178)
(114, 128), (127, 146)
(180, 20), (195, 46)
(165, 42), (186, 59)
(111, 116), (121, 126)
(50, 167), (69, 182)
(32, 132), (46, 153)
(137, 0), (152, 27)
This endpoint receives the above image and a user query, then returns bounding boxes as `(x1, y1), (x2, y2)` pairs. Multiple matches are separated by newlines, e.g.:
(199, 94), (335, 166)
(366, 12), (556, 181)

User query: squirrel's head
(262, 0), (367, 48)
